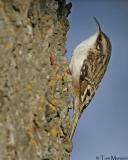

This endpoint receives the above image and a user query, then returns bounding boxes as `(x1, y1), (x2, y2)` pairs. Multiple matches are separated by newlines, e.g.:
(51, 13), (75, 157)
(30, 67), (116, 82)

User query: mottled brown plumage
(69, 18), (112, 140)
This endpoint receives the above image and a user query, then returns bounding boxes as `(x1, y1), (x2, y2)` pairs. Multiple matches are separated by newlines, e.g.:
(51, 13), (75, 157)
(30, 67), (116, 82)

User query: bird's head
(92, 17), (112, 55)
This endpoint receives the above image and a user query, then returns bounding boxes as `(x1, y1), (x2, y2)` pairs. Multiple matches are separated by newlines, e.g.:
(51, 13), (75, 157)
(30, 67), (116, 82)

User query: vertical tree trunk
(0, 0), (72, 159)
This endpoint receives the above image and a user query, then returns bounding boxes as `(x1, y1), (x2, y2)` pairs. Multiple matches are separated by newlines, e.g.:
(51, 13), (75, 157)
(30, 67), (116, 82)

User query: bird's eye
(96, 43), (101, 50)
(96, 35), (102, 50)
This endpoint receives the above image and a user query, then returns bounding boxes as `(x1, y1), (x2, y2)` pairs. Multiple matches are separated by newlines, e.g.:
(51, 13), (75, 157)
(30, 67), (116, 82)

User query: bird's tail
(69, 100), (88, 140)
(69, 97), (81, 140)
(69, 108), (80, 141)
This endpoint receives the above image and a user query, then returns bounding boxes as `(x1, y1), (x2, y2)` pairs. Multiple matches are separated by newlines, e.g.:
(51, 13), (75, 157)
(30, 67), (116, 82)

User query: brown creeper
(69, 17), (112, 140)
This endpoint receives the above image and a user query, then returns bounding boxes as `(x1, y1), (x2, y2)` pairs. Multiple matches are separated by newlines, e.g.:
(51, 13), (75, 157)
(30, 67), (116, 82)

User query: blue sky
(66, 0), (128, 159)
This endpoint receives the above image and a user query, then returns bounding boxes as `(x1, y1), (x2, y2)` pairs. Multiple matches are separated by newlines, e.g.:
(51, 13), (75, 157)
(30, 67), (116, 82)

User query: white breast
(69, 31), (98, 83)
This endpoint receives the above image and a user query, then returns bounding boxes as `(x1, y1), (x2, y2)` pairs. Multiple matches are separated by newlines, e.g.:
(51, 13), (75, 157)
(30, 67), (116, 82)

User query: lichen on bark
(0, 0), (72, 159)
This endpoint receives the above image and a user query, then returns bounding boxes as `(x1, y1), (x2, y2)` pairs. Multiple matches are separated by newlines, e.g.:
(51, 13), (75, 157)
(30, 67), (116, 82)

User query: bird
(69, 17), (112, 140)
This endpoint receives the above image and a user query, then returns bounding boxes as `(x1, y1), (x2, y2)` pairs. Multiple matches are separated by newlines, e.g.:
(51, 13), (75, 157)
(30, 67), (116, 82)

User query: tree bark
(0, 0), (72, 159)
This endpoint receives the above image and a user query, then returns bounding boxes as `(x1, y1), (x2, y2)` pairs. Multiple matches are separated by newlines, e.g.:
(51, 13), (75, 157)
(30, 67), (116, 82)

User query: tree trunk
(0, 0), (72, 159)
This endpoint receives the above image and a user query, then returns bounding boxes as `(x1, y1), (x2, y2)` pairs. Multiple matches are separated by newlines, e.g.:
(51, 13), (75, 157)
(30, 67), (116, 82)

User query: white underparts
(69, 31), (99, 83)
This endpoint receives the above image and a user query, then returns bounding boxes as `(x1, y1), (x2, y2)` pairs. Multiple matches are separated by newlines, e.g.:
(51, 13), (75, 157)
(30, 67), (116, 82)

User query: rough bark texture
(0, 0), (72, 159)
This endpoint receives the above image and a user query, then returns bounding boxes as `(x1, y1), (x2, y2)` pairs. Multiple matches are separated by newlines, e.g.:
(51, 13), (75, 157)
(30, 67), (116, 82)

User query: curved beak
(93, 17), (101, 33)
